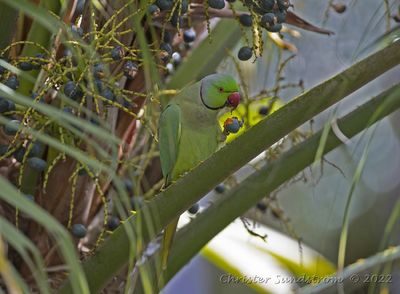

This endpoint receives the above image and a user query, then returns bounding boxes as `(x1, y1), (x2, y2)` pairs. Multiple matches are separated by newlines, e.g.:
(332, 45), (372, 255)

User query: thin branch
(154, 3), (334, 35)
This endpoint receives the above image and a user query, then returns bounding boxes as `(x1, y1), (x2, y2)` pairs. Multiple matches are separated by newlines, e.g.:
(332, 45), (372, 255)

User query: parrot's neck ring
(200, 81), (225, 110)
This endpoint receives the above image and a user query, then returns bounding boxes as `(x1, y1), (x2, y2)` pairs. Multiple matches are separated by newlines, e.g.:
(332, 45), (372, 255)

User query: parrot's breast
(170, 102), (221, 180)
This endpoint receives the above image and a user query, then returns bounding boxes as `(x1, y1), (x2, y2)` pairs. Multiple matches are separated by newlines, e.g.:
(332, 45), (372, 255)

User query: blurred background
(165, 0), (400, 293)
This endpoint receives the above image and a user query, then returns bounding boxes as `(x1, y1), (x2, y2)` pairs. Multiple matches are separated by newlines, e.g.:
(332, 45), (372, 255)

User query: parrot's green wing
(158, 103), (182, 183)
(158, 103), (182, 271)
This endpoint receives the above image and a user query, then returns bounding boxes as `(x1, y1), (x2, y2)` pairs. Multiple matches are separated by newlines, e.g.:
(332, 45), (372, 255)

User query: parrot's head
(200, 73), (240, 110)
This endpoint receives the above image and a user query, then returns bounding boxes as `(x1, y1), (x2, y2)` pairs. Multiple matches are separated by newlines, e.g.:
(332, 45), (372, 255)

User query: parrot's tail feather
(161, 218), (179, 270)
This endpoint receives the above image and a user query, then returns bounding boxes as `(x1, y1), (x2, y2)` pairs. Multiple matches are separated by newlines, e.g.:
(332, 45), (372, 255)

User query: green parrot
(158, 73), (240, 269)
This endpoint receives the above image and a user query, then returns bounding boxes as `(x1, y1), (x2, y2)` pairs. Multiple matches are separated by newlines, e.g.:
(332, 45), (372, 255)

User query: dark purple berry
(224, 117), (242, 133)
(267, 23), (282, 32)
(256, 202), (267, 212)
(163, 31), (173, 43)
(123, 99), (132, 109)
(78, 167), (87, 176)
(111, 46), (124, 61)
(63, 81), (83, 100)
(5, 76), (19, 90)
(172, 52), (182, 66)
(170, 12), (183, 27)
(13, 147), (26, 162)
(275, 11), (286, 23)
(0, 98), (14, 113)
(107, 216), (120, 230)
(64, 81), (77, 97)
(188, 203), (200, 214)
(260, 0), (275, 11)
(71, 24), (84, 37)
(261, 13), (276, 27)
(28, 142), (42, 158)
(33, 53), (47, 69)
(183, 29), (196, 43)
(76, 0), (85, 15)
(238, 46), (253, 61)
(7, 100), (15, 112)
(4, 120), (20, 136)
(156, 0), (173, 11)
(180, 0), (189, 13)
(19, 61), (33, 71)
(160, 42), (172, 59)
(208, 0), (225, 9)
(90, 117), (100, 126)
(27, 157), (47, 172)
(148, 4), (160, 15)
(63, 48), (73, 58)
(101, 87), (114, 102)
(123, 61), (138, 79)
(93, 63), (105, 79)
(71, 224), (87, 238)
(258, 106), (269, 115)
(0, 144), (8, 156)
(239, 14), (253, 27)
(215, 184), (225, 193)
(0, 99), (8, 113)
(31, 92), (39, 100)
(277, 0), (290, 11)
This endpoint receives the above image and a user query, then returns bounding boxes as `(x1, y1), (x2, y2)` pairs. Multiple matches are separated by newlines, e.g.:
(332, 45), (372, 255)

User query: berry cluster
(0, 43), (140, 169)
(60, 44), (140, 109)
(148, 0), (292, 63)
(245, 0), (290, 32)
(237, 0), (292, 61)
(147, 1), (199, 74)
(0, 57), (49, 175)
(0, 24), (146, 239)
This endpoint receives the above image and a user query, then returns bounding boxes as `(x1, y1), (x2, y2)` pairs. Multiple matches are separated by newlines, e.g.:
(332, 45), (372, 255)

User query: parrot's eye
(218, 87), (224, 92)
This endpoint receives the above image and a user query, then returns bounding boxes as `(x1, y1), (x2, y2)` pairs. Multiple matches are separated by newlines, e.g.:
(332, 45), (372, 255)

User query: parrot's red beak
(227, 92), (240, 109)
